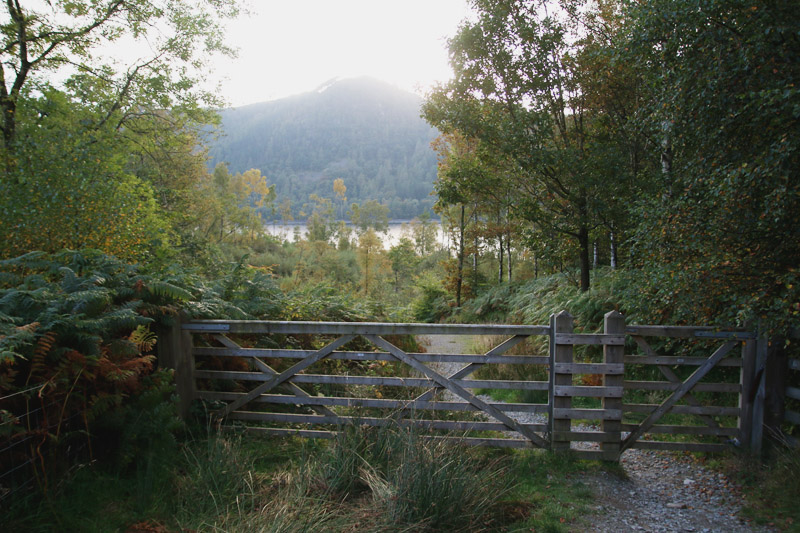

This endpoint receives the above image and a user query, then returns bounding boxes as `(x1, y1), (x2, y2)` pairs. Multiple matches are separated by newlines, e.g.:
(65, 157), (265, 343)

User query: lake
(265, 221), (447, 249)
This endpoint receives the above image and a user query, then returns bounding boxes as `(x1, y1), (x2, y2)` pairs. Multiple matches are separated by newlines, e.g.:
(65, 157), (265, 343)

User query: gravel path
(419, 334), (773, 533)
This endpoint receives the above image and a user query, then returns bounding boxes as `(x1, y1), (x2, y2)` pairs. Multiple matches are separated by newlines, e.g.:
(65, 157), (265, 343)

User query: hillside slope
(208, 77), (439, 219)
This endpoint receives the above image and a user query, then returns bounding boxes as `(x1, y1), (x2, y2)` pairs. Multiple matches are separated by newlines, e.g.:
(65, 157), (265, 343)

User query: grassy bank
(6, 423), (609, 532)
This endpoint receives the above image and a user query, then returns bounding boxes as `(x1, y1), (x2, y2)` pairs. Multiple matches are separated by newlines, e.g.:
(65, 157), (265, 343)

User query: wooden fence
(159, 311), (766, 461)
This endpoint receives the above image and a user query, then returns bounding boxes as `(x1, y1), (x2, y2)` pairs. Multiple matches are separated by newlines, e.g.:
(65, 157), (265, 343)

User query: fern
(146, 281), (192, 302)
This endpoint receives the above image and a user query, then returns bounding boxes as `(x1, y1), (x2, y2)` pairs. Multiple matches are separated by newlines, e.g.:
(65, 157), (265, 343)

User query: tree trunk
(456, 204), (465, 308)
(498, 233), (504, 284)
(507, 231), (512, 282)
(610, 231), (617, 269)
(579, 224), (591, 292)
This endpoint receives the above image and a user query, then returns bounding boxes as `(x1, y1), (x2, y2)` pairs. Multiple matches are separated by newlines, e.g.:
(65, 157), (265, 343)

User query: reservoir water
(265, 221), (446, 250)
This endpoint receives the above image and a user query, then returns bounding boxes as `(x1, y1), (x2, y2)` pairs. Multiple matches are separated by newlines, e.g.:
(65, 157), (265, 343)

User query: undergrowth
(3, 421), (615, 532)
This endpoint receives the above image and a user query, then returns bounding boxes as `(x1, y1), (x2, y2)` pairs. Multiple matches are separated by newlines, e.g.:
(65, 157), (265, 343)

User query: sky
(214, 0), (472, 107)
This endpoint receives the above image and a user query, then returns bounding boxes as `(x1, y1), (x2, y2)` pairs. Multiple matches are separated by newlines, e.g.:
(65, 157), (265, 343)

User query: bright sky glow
(215, 0), (472, 107)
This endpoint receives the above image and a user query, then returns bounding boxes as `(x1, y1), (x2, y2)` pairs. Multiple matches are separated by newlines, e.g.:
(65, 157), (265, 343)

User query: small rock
(666, 502), (686, 509)
(683, 478), (695, 486)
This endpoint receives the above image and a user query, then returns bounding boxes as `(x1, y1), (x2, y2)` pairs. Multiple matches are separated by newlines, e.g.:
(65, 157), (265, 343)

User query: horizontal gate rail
(182, 320), (550, 336)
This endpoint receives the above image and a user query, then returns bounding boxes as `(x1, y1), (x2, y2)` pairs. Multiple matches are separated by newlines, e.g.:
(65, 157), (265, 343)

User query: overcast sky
(214, 0), (472, 107)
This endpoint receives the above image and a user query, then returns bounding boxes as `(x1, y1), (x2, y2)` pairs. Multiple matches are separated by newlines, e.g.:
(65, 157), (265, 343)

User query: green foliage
(725, 444), (800, 529)
(0, 0), (238, 154)
(0, 90), (168, 261)
(462, 268), (627, 332)
(620, 0), (800, 334)
(411, 273), (451, 323)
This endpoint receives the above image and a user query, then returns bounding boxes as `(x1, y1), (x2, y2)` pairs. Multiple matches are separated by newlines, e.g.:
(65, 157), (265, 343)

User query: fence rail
(160, 310), (762, 461)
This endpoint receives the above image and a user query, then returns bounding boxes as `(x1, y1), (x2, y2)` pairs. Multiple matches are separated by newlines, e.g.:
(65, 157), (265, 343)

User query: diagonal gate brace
(215, 334), (355, 419)
(212, 335), (337, 417)
(365, 334), (548, 448)
(620, 340), (738, 453)
(414, 335), (529, 403)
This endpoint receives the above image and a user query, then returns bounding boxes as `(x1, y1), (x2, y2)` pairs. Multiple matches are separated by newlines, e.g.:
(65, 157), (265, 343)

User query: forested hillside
(208, 77), (439, 220)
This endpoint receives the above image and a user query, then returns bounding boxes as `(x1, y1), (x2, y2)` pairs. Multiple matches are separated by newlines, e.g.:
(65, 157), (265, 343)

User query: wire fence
(0, 384), (90, 502)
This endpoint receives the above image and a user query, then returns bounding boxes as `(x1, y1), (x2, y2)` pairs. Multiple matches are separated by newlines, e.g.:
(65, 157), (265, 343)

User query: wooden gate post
(549, 311), (574, 452)
(157, 314), (195, 419)
(739, 325), (756, 450)
(602, 311), (625, 459)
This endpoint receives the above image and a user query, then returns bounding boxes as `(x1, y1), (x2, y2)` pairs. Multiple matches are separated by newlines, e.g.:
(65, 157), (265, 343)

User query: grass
(3, 420), (627, 532)
(720, 442), (800, 531)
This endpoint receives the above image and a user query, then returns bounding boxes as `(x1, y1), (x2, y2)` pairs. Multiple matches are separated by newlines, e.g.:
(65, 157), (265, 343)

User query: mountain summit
(208, 77), (439, 219)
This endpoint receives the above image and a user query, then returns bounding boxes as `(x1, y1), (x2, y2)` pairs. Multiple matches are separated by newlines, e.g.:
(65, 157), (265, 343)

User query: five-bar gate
(159, 311), (765, 461)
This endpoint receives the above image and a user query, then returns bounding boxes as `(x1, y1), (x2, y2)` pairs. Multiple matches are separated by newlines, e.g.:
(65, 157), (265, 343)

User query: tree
(621, 0), (800, 331)
(423, 0), (636, 291)
(350, 199), (390, 234)
(302, 194), (336, 242)
(0, 88), (166, 260)
(411, 211), (438, 257)
(0, 0), (237, 162)
(357, 229), (390, 297)
(388, 237), (419, 293)
(333, 178), (348, 220)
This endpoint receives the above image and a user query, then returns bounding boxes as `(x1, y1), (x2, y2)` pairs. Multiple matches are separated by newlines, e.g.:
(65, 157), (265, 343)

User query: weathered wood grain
(185, 320), (550, 336)
(620, 341), (738, 453)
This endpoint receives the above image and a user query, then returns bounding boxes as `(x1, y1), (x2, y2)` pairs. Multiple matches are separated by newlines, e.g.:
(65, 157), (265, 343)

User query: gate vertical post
(750, 328), (769, 453)
(602, 311), (625, 459)
(157, 314), (195, 420)
(549, 311), (574, 452)
(739, 324), (756, 450)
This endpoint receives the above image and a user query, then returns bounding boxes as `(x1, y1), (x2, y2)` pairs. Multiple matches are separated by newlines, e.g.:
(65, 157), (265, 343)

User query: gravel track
(418, 334), (773, 533)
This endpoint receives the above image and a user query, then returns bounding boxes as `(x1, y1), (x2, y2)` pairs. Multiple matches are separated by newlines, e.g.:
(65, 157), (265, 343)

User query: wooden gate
(160, 311), (765, 461)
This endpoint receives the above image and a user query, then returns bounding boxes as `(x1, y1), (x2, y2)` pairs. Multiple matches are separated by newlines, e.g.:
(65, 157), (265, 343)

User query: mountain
(208, 77), (439, 220)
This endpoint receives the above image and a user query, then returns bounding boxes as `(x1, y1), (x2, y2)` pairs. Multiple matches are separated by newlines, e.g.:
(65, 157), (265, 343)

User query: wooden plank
(785, 410), (800, 426)
(624, 355), (742, 367)
(249, 357), (337, 417)
(553, 363), (624, 374)
(751, 332), (768, 453)
(364, 334), (549, 448)
(239, 427), (337, 439)
(739, 332), (756, 449)
(185, 320), (551, 336)
(413, 334), (530, 403)
(195, 370), (550, 390)
(195, 346), (550, 366)
(786, 386), (800, 401)
(620, 424), (738, 437)
(551, 312), (573, 451)
(229, 411), (548, 433)
(212, 334), (338, 418)
(197, 391), (550, 413)
(602, 311), (625, 458)
(633, 336), (724, 434)
(624, 403), (740, 417)
(551, 431), (620, 443)
(620, 341), (738, 453)
(239, 428), (538, 449)
(623, 381), (740, 393)
(553, 385), (624, 398)
(215, 334), (355, 418)
(629, 441), (728, 453)
(624, 325), (714, 338)
(552, 408), (622, 420)
(694, 331), (756, 340)
(555, 334), (626, 346)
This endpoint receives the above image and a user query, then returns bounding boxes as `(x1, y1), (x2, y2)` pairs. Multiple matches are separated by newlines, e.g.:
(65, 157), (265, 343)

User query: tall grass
(306, 419), (513, 531)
